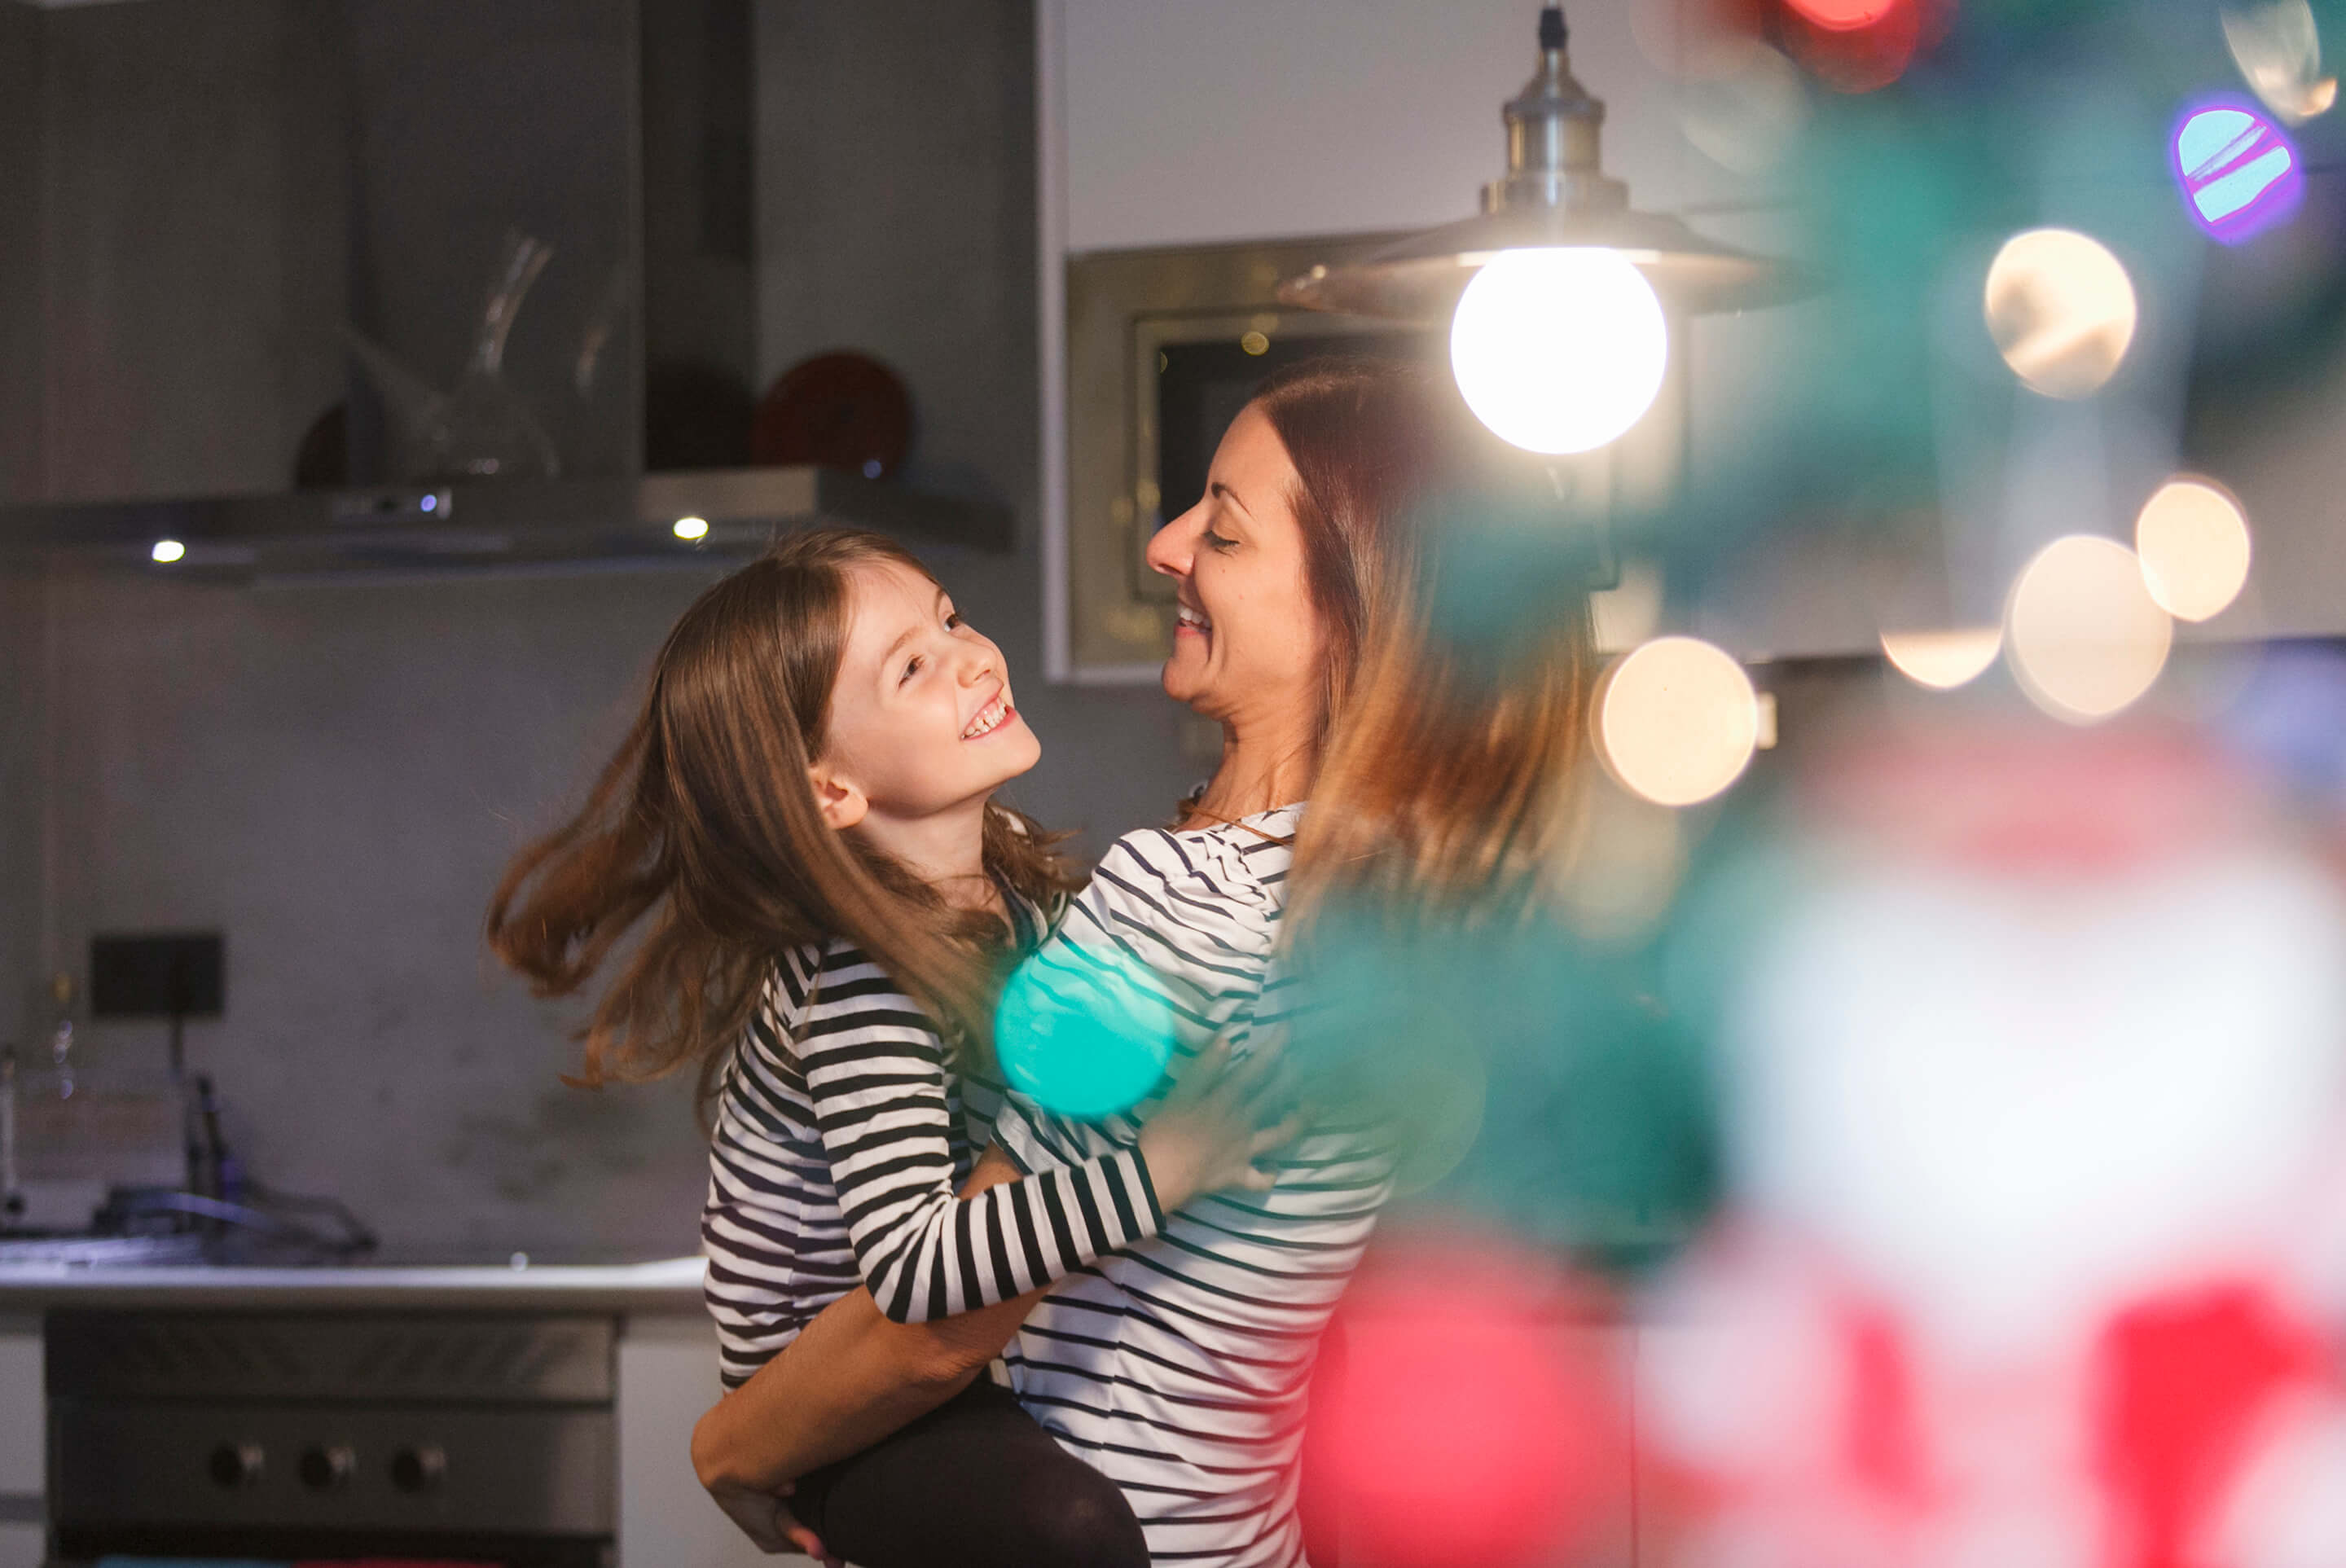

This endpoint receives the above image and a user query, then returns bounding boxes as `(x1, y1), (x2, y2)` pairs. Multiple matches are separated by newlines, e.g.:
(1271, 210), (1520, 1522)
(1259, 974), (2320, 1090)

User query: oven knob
(390, 1444), (446, 1493)
(299, 1443), (356, 1491)
(208, 1441), (266, 1489)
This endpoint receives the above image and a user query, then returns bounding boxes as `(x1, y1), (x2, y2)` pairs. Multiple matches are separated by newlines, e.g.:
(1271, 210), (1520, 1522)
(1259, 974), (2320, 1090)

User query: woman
(487, 529), (1283, 1568)
(693, 357), (1598, 1567)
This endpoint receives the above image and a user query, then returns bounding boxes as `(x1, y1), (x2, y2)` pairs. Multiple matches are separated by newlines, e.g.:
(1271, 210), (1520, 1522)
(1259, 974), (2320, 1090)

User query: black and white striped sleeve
(800, 945), (1166, 1324)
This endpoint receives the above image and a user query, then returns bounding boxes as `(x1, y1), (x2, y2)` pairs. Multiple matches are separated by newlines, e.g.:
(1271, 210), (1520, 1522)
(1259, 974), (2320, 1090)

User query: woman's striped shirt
(701, 929), (1166, 1390)
(974, 806), (1396, 1568)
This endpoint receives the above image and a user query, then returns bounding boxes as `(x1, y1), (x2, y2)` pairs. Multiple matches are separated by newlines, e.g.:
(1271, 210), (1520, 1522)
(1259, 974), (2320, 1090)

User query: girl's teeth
(964, 697), (1006, 738)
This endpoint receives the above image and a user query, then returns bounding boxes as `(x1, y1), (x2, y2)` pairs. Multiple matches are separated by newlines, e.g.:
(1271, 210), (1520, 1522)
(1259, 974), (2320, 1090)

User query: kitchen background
(3, 0), (2344, 1294)
(0, 0), (1203, 1261)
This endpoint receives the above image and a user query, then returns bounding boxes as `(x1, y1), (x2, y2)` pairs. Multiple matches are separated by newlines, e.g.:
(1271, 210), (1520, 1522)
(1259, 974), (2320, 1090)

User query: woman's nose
(1146, 506), (1202, 579)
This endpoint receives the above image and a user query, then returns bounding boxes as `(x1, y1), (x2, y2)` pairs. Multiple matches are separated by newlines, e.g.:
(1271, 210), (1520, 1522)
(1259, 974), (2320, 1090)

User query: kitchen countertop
(0, 1254), (709, 1311)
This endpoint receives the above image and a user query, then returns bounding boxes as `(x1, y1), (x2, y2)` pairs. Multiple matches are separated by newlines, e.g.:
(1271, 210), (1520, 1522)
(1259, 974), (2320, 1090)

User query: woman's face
(1144, 402), (1325, 733)
(814, 558), (1039, 831)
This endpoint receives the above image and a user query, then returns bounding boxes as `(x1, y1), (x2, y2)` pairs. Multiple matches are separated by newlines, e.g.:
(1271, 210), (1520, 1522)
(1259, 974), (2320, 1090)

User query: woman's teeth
(962, 693), (1010, 739)
(1175, 606), (1211, 633)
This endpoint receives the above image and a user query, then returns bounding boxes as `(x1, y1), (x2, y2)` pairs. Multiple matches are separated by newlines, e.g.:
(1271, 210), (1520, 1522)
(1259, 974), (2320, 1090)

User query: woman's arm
(692, 1146), (1038, 1493)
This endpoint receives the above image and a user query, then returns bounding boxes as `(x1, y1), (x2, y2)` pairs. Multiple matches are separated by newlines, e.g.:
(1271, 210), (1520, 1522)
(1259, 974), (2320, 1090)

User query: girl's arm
(692, 1146), (1037, 1492)
(804, 957), (1278, 1324)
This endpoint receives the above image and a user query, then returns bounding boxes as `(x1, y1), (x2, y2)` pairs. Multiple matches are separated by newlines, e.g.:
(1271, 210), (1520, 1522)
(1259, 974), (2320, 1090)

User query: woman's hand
(1137, 1035), (1303, 1211)
(705, 1476), (841, 1565)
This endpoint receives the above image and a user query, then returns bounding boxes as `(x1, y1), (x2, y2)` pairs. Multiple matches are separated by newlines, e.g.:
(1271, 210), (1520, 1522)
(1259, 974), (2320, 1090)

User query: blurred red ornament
(1307, 1238), (1628, 1568)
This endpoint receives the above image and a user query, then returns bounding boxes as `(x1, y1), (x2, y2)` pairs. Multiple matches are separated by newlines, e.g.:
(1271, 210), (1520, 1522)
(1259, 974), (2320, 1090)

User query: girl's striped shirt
(701, 923), (1166, 1390)
(973, 805), (1396, 1568)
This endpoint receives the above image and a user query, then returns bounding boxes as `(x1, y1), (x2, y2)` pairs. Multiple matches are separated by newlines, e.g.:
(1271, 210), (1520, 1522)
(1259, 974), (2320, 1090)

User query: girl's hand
(1136, 1035), (1303, 1212)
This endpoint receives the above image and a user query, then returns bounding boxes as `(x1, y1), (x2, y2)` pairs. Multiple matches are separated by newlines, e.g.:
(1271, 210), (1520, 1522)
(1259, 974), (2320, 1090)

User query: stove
(46, 1308), (616, 1566)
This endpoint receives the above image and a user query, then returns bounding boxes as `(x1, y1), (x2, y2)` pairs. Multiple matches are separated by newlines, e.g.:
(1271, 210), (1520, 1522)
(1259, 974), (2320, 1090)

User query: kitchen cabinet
(0, 1316), (41, 1568)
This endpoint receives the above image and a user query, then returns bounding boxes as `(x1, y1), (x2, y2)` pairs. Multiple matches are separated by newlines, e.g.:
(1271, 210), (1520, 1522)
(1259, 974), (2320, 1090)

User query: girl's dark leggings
(787, 1377), (1149, 1568)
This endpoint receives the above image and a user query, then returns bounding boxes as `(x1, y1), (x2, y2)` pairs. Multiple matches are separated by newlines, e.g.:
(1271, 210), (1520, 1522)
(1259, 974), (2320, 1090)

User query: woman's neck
(854, 797), (1002, 916)
(1188, 716), (1316, 824)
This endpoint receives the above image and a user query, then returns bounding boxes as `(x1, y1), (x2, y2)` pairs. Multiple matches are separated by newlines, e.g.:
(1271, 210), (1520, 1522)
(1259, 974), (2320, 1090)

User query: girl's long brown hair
(486, 528), (1076, 1100)
(1250, 358), (1599, 929)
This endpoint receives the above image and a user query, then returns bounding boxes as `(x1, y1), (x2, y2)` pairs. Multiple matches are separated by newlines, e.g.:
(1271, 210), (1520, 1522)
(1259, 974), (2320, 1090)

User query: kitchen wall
(2, 0), (1190, 1255)
(0, 2), (39, 506)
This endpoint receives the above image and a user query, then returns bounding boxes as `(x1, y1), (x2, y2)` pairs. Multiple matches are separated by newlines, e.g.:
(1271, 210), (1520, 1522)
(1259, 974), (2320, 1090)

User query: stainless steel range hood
(0, 468), (1012, 582)
(0, 0), (1011, 580)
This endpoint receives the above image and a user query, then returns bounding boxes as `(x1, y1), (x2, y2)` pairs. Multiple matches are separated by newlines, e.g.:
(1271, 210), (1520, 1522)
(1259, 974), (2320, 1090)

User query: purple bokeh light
(2172, 100), (2305, 244)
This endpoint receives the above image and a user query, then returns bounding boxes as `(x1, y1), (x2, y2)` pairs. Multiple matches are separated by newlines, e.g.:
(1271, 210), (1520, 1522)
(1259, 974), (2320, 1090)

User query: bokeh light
(994, 947), (1175, 1118)
(2221, 0), (2337, 124)
(2134, 478), (2252, 623)
(1879, 626), (2004, 691)
(1777, 0), (1926, 92)
(1596, 636), (1760, 807)
(672, 515), (709, 541)
(150, 539), (186, 564)
(1984, 229), (2139, 399)
(2174, 103), (2306, 244)
(1449, 248), (1669, 456)
(2006, 535), (2173, 724)
(1786, 0), (1903, 29)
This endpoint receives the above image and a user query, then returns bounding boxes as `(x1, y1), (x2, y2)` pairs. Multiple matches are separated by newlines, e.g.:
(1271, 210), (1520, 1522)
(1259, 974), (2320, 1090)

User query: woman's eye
(1204, 529), (1237, 552)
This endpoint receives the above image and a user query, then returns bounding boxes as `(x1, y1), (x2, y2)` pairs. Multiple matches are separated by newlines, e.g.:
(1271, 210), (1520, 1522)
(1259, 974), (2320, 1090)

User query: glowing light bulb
(1596, 636), (1760, 807)
(673, 516), (710, 541)
(1450, 248), (1669, 456)
(151, 539), (186, 564)
(2135, 477), (2252, 623)
(2006, 535), (2173, 724)
(1880, 626), (2003, 691)
(1984, 230), (2138, 400)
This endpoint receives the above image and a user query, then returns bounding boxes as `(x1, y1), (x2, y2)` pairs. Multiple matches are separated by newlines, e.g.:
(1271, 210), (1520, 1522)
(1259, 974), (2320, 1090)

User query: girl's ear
(808, 765), (868, 832)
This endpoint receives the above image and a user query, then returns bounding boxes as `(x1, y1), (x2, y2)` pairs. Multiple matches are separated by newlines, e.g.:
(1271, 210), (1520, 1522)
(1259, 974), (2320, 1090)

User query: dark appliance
(46, 1309), (616, 1567)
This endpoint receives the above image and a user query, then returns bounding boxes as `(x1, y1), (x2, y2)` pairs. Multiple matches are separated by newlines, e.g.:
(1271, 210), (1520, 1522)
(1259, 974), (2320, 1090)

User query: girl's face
(1144, 402), (1326, 732)
(813, 558), (1039, 831)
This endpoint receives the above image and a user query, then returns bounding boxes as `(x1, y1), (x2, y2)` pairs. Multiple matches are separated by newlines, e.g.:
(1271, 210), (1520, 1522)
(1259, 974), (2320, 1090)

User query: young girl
(487, 528), (1282, 1568)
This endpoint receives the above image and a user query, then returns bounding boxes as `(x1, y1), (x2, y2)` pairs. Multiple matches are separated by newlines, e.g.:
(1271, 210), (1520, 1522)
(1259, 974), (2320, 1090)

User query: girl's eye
(944, 612), (964, 630)
(899, 656), (925, 686)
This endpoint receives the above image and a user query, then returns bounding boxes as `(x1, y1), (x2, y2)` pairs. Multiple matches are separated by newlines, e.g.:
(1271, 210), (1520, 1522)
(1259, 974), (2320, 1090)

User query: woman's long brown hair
(1250, 358), (1599, 930)
(486, 528), (1076, 1100)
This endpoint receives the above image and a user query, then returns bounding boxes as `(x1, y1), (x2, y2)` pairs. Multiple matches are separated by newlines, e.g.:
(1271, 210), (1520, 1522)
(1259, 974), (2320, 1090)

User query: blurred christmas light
(1778, 0), (1926, 91)
(2174, 103), (2305, 244)
(1786, 0), (1903, 29)
(1984, 229), (2139, 399)
(994, 947), (1175, 1118)
(2006, 535), (2173, 724)
(1449, 248), (1669, 456)
(2222, 0), (2337, 124)
(2134, 478), (2252, 623)
(1879, 626), (2004, 690)
(1596, 637), (1760, 806)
